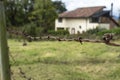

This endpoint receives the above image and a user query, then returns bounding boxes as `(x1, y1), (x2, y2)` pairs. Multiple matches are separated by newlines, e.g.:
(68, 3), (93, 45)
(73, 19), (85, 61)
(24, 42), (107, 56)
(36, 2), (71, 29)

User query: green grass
(3, 40), (120, 80)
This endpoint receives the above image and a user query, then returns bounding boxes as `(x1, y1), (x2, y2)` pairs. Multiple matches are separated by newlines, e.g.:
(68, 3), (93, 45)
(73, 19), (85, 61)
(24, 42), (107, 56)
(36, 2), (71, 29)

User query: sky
(52, 0), (120, 17)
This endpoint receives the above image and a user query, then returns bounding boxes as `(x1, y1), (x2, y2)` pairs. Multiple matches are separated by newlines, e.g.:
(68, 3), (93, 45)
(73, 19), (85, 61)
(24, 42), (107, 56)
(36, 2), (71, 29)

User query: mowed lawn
(7, 40), (120, 80)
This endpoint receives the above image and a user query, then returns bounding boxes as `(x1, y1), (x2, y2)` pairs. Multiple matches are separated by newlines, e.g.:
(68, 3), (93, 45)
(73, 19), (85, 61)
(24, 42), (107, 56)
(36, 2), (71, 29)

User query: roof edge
(59, 6), (106, 18)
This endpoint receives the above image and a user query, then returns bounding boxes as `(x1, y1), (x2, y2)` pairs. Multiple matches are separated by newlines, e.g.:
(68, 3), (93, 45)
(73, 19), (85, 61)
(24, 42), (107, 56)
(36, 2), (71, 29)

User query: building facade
(55, 6), (119, 34)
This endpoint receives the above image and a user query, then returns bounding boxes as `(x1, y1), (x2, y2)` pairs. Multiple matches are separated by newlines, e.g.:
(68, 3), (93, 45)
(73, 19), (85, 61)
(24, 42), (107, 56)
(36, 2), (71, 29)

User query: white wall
(55, 18), (88, 34)
(99, 23), (110, 29)
(55, 18), (109, 34)
(64, 18), (87, 34)
(86, 18), (99, 30)
(55, 18), (67, 30)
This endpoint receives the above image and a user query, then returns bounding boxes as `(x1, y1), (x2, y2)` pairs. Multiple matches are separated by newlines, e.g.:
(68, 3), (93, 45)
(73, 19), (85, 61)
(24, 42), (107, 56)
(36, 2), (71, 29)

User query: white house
(55, 6), (119, 34)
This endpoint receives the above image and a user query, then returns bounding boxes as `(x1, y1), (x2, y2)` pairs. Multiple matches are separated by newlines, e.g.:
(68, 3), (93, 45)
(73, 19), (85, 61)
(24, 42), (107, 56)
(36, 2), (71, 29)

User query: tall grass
(6, 40), (120, 80)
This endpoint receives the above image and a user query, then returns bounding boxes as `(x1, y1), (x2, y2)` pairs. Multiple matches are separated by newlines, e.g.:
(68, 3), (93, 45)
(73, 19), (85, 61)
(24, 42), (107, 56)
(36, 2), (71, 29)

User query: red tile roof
(59, 6), (106, 18)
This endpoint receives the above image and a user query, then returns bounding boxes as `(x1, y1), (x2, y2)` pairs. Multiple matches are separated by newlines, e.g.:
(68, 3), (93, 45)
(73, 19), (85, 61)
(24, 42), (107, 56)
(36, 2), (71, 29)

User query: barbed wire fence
(7, 28), (120, 46)
(9, 49), (35, 80)
(6, 29), (120, 80)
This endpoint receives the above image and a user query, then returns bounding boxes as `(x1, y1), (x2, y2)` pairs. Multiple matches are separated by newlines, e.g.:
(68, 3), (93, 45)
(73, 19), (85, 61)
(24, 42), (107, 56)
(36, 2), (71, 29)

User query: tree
(31, 0), (57, 33)
(3, 0), (58, 34)
(52, 0), (67, 14)
(4, 0), (34, 26)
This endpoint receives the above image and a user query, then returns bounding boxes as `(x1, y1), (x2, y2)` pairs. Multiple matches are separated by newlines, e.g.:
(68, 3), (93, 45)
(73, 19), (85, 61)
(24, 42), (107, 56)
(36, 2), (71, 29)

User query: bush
(97, 28), (120, 36)
(23, 23), (37, 37)
(23, 23), (44, 37)
(79, 27), (106, 39)
(48, 30), (69, 36)
(86, 27), (106, 34)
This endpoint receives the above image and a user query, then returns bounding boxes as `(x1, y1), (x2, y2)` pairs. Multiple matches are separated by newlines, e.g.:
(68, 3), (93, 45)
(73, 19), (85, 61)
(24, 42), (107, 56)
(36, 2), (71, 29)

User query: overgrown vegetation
(97, 28), (120, 35)
(4, 0), (67, 34)
(80, 27), (120, 39)
(6, 40), (120, 80)
(48, 30), (69, 36)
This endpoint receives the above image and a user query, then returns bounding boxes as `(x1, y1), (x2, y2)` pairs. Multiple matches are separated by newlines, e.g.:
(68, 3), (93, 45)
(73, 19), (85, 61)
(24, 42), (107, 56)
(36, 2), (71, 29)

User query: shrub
(23, 23), (45, 37)
(23, 23), (37, 37)
(86, 27), (106, 34)
(97, 28), (120, 36)
(48, 30), (69, 36)
(80, 27), (106, 39)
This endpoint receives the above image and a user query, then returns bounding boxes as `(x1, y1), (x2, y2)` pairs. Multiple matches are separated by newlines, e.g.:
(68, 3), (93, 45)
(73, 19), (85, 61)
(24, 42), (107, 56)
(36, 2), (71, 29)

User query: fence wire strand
(9, 49), (35, 80)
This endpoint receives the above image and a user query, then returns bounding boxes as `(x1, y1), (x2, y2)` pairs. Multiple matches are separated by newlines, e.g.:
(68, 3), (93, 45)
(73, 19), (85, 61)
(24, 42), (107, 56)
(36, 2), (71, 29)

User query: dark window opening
(58, 18), (63, 22)
(91, 17), (99, 23)
(57, 28), (64, 30)
(79, 26), (82, 29)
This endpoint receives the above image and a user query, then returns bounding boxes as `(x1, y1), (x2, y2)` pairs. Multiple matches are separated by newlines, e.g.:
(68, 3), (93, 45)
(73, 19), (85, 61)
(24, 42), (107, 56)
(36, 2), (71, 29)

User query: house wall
(64, 18), (88, 34)
(86, 18), (99, 30)
(55, 18), (67, 30)
(55, 18), (100, 34)
(99, 23), (110, 29)
(55, 18), (86, 34)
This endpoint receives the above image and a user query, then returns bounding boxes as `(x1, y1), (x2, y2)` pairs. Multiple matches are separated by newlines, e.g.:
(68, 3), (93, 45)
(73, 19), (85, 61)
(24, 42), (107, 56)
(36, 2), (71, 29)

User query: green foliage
(48, 30), (69, 35)
(31, 0), (57, 33)
(52, 0), (67, 14)
(28, 26), (36, 37)
(4, 0), (33, 26)
(97, 28), (120, 35)
(4, 0), (67, 35)
(86, 27), (106, 34)
(23, 23), (44, 37)
(80, 27), (106, 39)
(80, 27), (120, 39)
(23, 23), (36, 37)
(107, 68), (120, 80)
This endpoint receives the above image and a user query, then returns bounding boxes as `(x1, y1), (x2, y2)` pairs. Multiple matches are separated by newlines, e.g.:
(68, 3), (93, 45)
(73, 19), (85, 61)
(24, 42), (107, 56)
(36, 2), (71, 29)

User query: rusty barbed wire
(9, 48), (35, 80)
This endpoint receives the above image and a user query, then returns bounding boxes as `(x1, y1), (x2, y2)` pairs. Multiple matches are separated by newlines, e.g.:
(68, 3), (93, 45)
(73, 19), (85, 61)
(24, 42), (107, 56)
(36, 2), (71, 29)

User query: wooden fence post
(0, 1), (11, 80)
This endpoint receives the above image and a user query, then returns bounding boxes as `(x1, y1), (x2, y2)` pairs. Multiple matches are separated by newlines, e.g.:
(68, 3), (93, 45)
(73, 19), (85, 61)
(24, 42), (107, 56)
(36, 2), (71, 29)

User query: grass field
(2, 40), (120, 80)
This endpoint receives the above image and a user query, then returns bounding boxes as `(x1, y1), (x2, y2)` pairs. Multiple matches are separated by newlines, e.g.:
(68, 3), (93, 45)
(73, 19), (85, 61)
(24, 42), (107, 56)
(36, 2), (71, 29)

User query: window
(90, 17), (99, 23)
(57, 28), (64, 30)
(58, 18), (63, 23)
(79, 26), (82, 29)
(71, 28), (75, 34)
